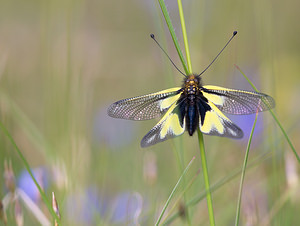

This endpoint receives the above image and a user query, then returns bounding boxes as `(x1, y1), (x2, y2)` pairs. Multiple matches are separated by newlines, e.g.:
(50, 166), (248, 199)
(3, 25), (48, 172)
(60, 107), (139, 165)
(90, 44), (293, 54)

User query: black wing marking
(202, 85), (275, 115)
(107, 87), (182, 120)
(199, 100), (244, 138)
(141, 100), (185, 147)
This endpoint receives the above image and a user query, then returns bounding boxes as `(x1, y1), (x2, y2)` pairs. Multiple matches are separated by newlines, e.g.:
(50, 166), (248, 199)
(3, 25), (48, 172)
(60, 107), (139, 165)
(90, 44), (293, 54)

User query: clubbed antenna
(199, 31), (238, 76)
(150, 34), (187, 77)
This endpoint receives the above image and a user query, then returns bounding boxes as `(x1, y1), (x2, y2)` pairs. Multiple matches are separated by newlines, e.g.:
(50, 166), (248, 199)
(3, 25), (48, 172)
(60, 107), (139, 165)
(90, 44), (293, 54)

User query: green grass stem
(171, 139), (192, 224)
(234, 64), (299, 163)
(0, 93), (51, 157)
(0, 120), (61, 225)
(161, 168), (201, 225)
(177, 0), (192, 73)
(157, 0), (193, 223)
(155, 156), (195, 226)
(176, 2), (194, 224)
(164, 150), (273, 224)
(178, 1), (216, 224)
(157, 0), (216, 224)
(157, 0), (188, 74)
(235, 112), (258, 226)
(197, 130), (215, 226)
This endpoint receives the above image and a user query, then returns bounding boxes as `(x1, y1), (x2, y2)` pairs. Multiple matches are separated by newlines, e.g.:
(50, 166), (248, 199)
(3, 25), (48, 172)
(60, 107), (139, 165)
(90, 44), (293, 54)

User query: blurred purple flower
(93, 106), (137, 149)
(228, 114), (264, 143)
(17, 167), (49, 203)
(111, 192), (143, 225)
(65, 187), (108, 225)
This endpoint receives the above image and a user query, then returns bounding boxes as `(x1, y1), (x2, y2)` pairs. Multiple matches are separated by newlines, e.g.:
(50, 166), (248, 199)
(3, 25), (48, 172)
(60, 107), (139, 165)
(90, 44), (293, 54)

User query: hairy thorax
(183, 75), (202, 103)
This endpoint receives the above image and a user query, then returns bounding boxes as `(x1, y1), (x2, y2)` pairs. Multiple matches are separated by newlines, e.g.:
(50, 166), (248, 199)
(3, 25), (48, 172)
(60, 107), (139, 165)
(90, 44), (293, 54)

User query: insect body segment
(179, 75), (207, 136)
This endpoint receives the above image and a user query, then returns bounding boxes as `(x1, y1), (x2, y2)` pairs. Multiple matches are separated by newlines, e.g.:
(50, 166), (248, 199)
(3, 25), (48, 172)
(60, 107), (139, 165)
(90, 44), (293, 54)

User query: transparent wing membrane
(108, 88), (182, 120)
(202, 85), (275, 115)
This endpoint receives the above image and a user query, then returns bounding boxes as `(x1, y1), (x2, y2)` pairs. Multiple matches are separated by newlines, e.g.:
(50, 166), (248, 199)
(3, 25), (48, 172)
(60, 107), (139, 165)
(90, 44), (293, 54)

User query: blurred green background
(0, 0), (299, 225)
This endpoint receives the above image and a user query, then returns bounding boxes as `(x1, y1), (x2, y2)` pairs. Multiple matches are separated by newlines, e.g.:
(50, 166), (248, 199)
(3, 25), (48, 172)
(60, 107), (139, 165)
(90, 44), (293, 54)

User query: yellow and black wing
(198, 85), (275, 138)
(199, 100), (244, 138)
(108, 87), (182, 120)
(108, 87), (185, 147)
(141, 100), (185, 147)
(201, 85), (275, 114)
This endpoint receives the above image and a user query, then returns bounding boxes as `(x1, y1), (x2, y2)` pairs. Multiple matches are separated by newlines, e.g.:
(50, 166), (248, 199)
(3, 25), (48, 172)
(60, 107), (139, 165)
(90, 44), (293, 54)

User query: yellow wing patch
(202, 86), (225, 106)
(201, 110), (225, 134)
(159, 92), (181, 110)
(200, 101), (243, 138)
(160, 112), (184, 138)
(141, 101), (185, 147)
(203, 85), (229, 91)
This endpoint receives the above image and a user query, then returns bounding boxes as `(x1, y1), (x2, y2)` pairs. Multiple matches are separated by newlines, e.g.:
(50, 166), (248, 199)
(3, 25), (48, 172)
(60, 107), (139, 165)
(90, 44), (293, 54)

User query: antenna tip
(150, 34), (155, 39)
(233, 31), (238, 36)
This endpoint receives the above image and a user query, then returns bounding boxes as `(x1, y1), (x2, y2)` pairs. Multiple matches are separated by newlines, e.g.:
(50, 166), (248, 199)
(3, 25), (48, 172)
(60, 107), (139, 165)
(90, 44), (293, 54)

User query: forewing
(202, 85), (275, 115)
(199, 101), (243, 138)
(141, 101), (185, 147)
(108, 87), (182, 120)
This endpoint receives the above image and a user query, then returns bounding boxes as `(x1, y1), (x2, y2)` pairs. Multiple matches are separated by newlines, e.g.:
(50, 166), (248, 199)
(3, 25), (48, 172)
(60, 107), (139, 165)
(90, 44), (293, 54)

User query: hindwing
(141, 100), (185, 147)
(198, 100), (243, 138)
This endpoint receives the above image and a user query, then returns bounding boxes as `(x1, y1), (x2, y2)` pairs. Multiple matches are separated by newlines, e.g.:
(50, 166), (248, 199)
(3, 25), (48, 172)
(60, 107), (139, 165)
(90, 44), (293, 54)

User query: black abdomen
(186, 103), (199, 136)
(177, 85), (211, 137)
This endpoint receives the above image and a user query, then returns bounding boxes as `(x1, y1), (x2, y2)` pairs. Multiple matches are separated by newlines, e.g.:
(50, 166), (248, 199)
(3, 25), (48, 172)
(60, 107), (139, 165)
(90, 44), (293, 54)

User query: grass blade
(155, 156), (195, 226)
(157, 0), (193, 224)
(234, 64), (300, 163)
(179, 1), (216, 225)
(0, 120), (61, 225)
(198, 130), (215, 226)
(235, 112), (258, 225)
(177, 0), (192, 73)
(158, 1), (215, 224)
(163, 151), (273, 225)
(157, 0), (188, 74)
(161, 168), (201, 225)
